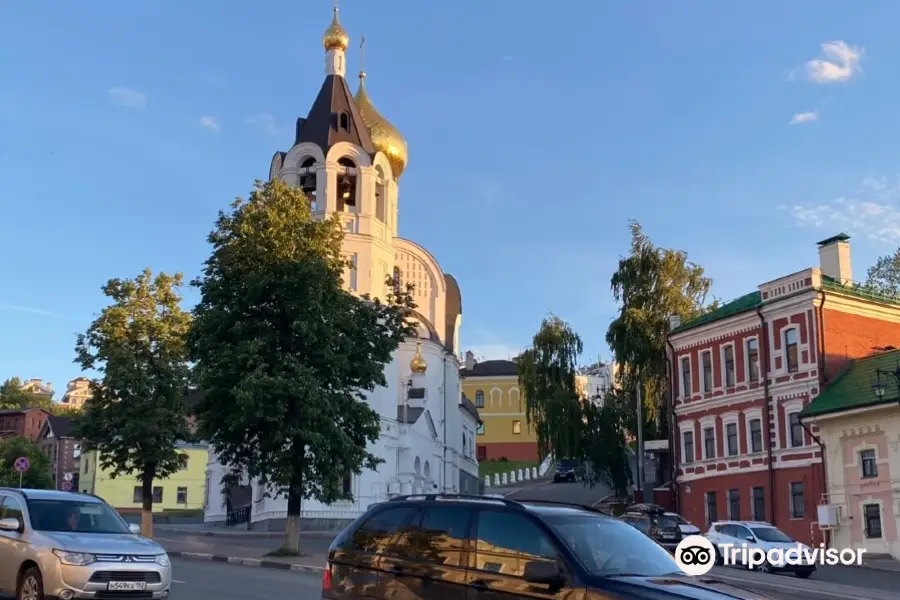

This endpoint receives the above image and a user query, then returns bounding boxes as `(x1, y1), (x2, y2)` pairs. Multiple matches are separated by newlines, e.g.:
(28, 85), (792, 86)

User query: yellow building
(80, 442), (209, 512)
(461, 352), (538, 462)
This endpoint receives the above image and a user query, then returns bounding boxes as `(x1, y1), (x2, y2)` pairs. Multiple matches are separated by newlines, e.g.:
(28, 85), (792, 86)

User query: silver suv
(0, 488), (172, 600)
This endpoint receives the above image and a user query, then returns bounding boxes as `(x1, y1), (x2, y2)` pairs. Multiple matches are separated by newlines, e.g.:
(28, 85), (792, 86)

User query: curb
(168, 551), (326, 574)
(156, 527), (336, 539)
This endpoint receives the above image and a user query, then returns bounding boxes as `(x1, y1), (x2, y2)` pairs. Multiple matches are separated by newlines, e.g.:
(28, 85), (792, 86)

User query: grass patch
(479, 459), (539, 478)
(265, 547), (311, 558)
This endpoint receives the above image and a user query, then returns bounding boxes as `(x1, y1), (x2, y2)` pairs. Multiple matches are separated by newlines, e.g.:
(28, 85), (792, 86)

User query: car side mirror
(0, 517), (22, 533)
(129, 523), (141, 535)
(523, 561), (562, 584)
(745, 536), (755, 542)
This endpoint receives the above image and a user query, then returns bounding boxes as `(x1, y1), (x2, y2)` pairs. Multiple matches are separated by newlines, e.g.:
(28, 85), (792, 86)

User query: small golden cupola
(322, 5), (350, 52)
(410, 341), (428, 374)
(354, 41), (409, 178)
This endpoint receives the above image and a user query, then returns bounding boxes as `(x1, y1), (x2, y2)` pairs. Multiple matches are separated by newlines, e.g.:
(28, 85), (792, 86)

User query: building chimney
(464, 350), (476, 371)
(817, 233), (853, 287)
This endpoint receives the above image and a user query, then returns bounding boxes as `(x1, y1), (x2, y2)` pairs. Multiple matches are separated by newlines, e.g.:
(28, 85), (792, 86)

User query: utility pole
(636, 382), (644, 503)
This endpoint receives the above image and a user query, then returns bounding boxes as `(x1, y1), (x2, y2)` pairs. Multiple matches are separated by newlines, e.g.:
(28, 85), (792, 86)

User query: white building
(577, 361), (616, 404)
(203, 6), (480, 531)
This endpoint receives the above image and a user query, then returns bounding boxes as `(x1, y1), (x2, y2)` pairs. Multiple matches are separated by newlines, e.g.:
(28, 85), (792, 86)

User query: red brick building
(668, 233), (900, 545)
(0, 407), (52, 442)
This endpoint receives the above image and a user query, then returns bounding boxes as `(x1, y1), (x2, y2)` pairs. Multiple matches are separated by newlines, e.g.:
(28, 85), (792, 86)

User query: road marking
(172, 580), (186, 584)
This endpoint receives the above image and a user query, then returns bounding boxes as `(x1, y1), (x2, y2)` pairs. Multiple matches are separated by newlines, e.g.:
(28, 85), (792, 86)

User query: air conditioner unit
(817, 504), (841, 528)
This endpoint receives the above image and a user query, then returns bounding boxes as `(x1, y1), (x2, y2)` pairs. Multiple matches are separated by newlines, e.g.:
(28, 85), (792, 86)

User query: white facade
(577, 362), (616, 404)
(203, 10), (476, 529)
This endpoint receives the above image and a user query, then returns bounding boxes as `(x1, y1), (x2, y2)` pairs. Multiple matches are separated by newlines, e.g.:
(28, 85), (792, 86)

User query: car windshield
(559, 460), (578, 468)
(666, 513), (688, 525)
(657, 515), (679, 529)
(26, 499), (131, 534)
(548, 514), (682, 577)
(751, 527), (793, 543)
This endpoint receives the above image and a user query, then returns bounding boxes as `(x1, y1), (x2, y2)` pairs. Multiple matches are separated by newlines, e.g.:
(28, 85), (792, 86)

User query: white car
(705, 520), (815, 578)
(665, 512), (700, 536)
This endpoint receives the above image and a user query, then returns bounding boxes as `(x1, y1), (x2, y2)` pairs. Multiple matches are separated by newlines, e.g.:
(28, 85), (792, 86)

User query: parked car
(322, 494), (773, 599)
(620, 504), (683, 551)
(0, 488), (172, 600)
(705, 520), (815, 578)
(665, 512), (701, 536)
(553, 458), (581, 482)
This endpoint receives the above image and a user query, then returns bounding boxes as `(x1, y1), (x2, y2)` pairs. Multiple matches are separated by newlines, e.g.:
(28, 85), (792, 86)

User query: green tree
(517, 315), (585, 461)
(580, 396), (632, 498)
(188, 178), (416, 555)
(0, 436), (54, 489)
(49, 403), (83, 418)
(863, 249), (900, 298)
(606, 221), (714, 440)
(71, 269), (193, 538)
(0, 377), (53, 411)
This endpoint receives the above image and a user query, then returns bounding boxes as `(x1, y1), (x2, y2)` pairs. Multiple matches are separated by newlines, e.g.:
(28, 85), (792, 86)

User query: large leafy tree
(72, 269), (193, 538)
(606, 221), (714, 440)
(0, 377), (53, 411)
(864, 249), (900, 298)
(580, 397), (632, 498)
(517, 315), (585, 461)
(0, 436), (54, 489)
(188, 178), (415, 555)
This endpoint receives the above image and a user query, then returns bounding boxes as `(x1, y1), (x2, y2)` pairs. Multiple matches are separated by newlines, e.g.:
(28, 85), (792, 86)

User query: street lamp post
(871, 364), (900, 402)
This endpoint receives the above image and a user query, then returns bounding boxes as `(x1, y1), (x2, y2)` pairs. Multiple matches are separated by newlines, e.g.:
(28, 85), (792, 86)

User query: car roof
(377, 494), (616, 521)
(712, 520), (771, 527)
(0, 488), (104, 503)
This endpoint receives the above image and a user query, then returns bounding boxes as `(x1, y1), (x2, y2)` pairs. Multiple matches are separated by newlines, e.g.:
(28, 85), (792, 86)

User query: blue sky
(3, 1), (900, 398)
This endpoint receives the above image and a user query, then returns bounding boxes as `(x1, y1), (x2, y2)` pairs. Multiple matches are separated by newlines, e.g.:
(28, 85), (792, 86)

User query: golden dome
(354, 74), (408, 178)
(322, 7), (350, 52)
(410, 341), (428, 374)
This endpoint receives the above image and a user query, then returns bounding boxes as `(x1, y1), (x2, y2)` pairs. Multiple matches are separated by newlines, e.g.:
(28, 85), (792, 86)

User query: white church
(203, 6), (481, 531)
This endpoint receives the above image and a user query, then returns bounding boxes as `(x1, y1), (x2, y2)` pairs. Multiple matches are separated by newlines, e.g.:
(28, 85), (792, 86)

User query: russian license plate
(661, 532), (675, 539)
(107, 581), (147, 591)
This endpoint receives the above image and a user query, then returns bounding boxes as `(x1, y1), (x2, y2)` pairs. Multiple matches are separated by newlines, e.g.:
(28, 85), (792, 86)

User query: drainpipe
(816, 290), (828, 384)
(798, 416), (827, 547)
(665, 337), (679, 513)
(442, 352), (448, 493)
(757, 306), (776, 526)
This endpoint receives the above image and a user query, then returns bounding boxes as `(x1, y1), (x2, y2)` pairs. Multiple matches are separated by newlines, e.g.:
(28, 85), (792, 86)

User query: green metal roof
(800, 349), (900, 418)
(817, 233), (851, 247)
(670, 292), (761, 334)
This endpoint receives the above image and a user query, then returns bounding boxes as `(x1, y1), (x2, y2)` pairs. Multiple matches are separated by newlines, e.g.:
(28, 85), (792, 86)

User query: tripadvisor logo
(674, 535), (868, 576)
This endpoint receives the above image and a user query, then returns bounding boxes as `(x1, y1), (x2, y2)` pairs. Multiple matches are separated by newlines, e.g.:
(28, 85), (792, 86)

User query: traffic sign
(13, 457), (29, 473)
(61, 480), (72, 491)
(63, 472), (73, 482)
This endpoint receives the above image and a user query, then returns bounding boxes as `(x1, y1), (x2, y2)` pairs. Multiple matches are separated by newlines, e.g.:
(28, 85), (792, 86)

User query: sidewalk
(160, 536), (327, 573)
(155, 523), (337, 539)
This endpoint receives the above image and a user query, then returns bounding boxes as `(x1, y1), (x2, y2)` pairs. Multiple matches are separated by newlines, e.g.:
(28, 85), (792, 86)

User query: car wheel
(714, 547), (724, 566)
(17, 567), (44, 600)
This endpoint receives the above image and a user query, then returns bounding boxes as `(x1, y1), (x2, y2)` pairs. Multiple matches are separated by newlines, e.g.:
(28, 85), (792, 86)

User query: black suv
(553, 458), (581, 482)
(620, 504), (683, 551)
(320, 494), (770, 600)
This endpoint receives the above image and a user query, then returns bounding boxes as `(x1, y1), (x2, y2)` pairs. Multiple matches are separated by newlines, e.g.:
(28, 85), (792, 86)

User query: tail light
(321, 563), (333, 591)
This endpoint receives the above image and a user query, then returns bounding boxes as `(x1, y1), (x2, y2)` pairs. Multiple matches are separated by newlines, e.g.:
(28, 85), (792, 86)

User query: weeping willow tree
(517, 315), (584, 461)
(606, 221), (714, 440)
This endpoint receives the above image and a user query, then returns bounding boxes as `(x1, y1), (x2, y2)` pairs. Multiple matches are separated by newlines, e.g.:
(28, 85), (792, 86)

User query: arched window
(337, 157), (357, 212)
(475, 390), (484, 408)
(339, 112), (350, 131)
(414, 457), (421, 475)
(423, 461), (431, 480)
(374, 166), (387, 222)
(299, 157), (318, 210)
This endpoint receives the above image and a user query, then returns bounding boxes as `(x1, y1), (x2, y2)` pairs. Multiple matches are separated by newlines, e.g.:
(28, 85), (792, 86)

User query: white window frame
(721, 342), (736, 389)
(743, 408), (764, 454)
(783, 400), (805, 448)
(721, 412), (740, 457)
(700, 350), (714, 394)
(700, 416), (717, 460)
(783, 327), (800, 373)
(680, 355), (693, 398)
(744, 336), (760, 383)
(679, 419), (696, 465)
(789, 481), (805, 519)
(861, 500), (885, 539)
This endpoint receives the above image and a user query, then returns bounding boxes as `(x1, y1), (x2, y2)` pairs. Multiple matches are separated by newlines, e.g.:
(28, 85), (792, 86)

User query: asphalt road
(503, 478), (615, 506)
(168, 558), (323, 600)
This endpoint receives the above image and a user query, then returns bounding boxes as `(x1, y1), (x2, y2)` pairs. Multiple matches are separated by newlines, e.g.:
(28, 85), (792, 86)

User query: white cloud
(246, 113), (281, 136)
(199, 116), (221, 132)
(0, 303), (60, 317)
(790, 111), (818, 125)
(781, 177), (900, 243)
(806, 41), (863, 84)
(107, 87), (147, 109)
